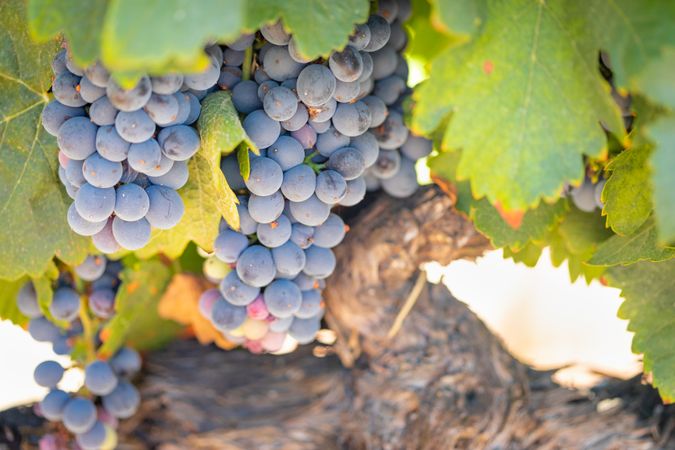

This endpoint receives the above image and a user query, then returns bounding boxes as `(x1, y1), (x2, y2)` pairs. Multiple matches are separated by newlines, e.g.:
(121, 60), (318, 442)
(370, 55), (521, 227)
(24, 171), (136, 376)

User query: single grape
(52, 72), (86, 107)
(76, 420), (107, 450)
(218, 66), (242, 90)
(388, 20), (408, 51)
(237, 202), (258, 235)
(371, 46), (398, 80)
(280, 103), (309, 132)
(114, 183), (150, 221)
(65, 159), (86, 187)
(254, 67), (271, 83)
(211, 299), (247, 331)
(183, 61), (220, 90)
(309, 119), (331, 134)
(57, 117), (97, 160)
(281, 78), (297, 93)
(115, 109), (156, 144)
(145, 185), (185, 229)
(144, 93), (180, 126)
(297, 65), (336, 107)
(329, 46), (364, 82)
(63, 397), (97, 433)
(316, 127), (350, 157)
(243, 110), (281, 149)
(257, 214), (292, 248)
(332, 101), (371, 137)
(271, 241), (306, 278)
(257, 80), (279, 102)
(394, 53), (409, 79)
(165, 92), (191, 126)
(228, 33), (255, 51)
(52, 335), (72, 356)
(304, 246), (336, 279)
(358, 51), (374, 82)
(34, 360), (64, 388)
(82, 152), (123, 188)
(111, 217), (152, 250)
(78, 76), (106, 103)
(233, 80), (263, 114)
(28, 317), (61, 342)
(351, 131), (380, 168)
(381, 156), (418, 198)
(245, 157), (284, 196)
(236, 245), (276, 287)
(315, 170), (347, 204)
(363, 15), (391, 52)
(148, 160), (189, 189)
(371, 149), (401, 179)
(291, 124), (317, 149)
(295, 289), (323, 319)
(374, 75), (406, 105)
(89, 97), (119, 126)
(198, 289), (222, 318)
(89, 288), (115, 319)
(288, 37), (313, 63)
(40, 389), (70, 421)
(127, 139), (162, 173)
(357, 77), (374, 99)
(75, 255), (107, 281)
(214, 229), (249, 263)
(83, 61), (110, 87)
(95, 126), (130, 162)
(246, 296), (269, 320)
(333, 79), (361, 103)
(109, 347), (142, 378)
(293, 273), (320, 291)
(17, 282), (41, 318)
(92, 218), (121, 254)
(102, 381), (140, 419)
(570, 179), (598, 212)
(280, 164), (316, 202)
(106, 76), (152, 112)
(51, 49), (68, 75)
(224, 48), (246, 66)
(312, 213), (347, 248)
(327, 146), (366, 180)
(261, 21), (291, 45)
(400, 135), (432, 160)
(397, 0), (412, 21)
(248, 191), (285, 224)
(219, 271), (260, 306)
(289, 195), (331, 227)
(290, 223), (314, 249)
(263, 86), (298, 121)
(151, 74), (184, 95)
(267, 135), (305, 170)
(262, 45), (304, 82)
(289, 316), (321, 344)
(144, 154), (175, 177)
(377, 0), (399, 23)
(220, 154), (247, 190)
(65, 53), (84, 75)
(185, 92), (202, 125)
(307, 98), (337, 123)
(84, 361), (118, 395)
(42, 100), (85, 136)
(263, 279), (302, 318)
(372, 111), (408, 149)
(349, 23), (372, 51)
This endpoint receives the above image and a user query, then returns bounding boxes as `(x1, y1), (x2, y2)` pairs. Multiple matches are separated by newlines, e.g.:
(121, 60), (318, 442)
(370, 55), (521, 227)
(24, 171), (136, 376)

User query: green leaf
(412, 0), (624, 210)
(646, 117), (675, 245)
(244, 0), (369, 60)
(589, 219), (675, 266)
(429, 0), (485, 38)
(635, 47), (675, 110)
(101, 0), (243, 74)
(405, 0), (456, 65)
(0, 0), (90, 280)
(502, 241), (543, 267)
(0, 278), (28, 326)
(98, 260), (180, 356)
(237, 145), (251, 180)
(27, 0), (108, 66)
(607, 259), (675, 401)
(602, 145), (652, 236)
(135, 92), (242, 258)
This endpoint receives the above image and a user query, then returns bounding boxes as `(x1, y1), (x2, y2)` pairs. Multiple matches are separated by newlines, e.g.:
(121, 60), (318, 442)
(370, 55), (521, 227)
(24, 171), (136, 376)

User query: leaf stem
(242, 46), (253, 81)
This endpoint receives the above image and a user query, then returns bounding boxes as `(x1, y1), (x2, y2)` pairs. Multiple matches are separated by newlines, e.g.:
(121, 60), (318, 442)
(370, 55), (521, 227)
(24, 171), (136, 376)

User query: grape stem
(303, 151), (326, 173)
(242, 46), (253, 81)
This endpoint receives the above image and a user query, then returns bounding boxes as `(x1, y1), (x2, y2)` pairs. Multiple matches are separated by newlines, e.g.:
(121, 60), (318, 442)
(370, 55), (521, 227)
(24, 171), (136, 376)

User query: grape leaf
(607, 259), (675, 401)
(135, 92), (242, 259)
(0, 278), (28, 326)
(635, 47), (675, 110)
(98, 259), (180, 357)
(244, 0), (369, 59)
(502, 241), (543, 267)
(589, 219), (675, 266)
(429, 0), (485, 39)
(237, 145), (251, 180)
(0, 0), (90, 280)
(645, 117), (675, 245)
(601, 145), (652, 236)
(406, 0), (456, 64)
(27, 0), (108, 66)
(415, 0), (624, 210)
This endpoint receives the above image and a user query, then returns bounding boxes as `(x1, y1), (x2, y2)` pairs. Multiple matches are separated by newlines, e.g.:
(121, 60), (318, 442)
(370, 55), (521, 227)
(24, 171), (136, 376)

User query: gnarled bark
(2, 186), (673, 450)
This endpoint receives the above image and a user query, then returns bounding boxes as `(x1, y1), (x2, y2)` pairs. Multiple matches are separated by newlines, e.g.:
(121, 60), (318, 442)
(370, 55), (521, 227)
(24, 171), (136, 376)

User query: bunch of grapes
(199, 0), (431, 352)
(569, 176), (605, 212)
(43, 47), (220, 251)
(17, 256), (141, 449)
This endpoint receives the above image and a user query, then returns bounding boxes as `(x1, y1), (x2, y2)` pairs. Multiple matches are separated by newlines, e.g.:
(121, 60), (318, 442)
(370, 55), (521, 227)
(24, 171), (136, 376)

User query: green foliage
(135, 92), (243, 259)
(646, 117), (675, 245)
(589, 219), (675, 266)
(98, 259), (180, 357)
(0, 0), (90, 281)
(608, 259), (675, 402)
(0, 278), (29, 326)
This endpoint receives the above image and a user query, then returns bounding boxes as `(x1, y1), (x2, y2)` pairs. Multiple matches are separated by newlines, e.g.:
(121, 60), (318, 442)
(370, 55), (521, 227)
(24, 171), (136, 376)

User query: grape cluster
(17, 256), (141, 449)
(199, 0), (431, 351)
(44, 48), (218, 251)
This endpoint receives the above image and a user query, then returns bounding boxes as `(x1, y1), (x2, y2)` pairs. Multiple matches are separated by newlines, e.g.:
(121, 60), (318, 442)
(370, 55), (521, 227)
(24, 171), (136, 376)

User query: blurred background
(0, 249), (641, 410)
